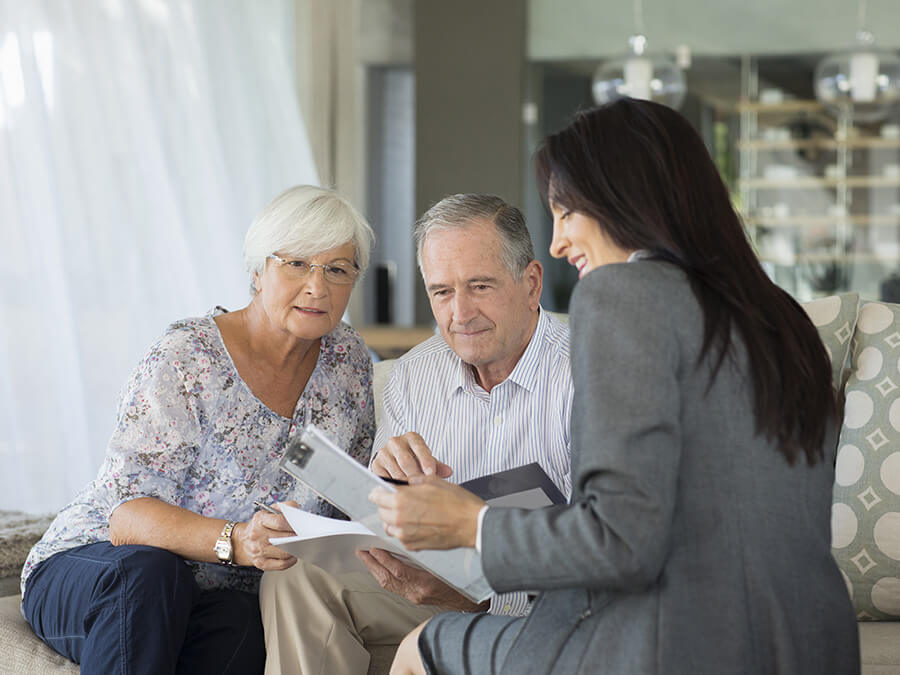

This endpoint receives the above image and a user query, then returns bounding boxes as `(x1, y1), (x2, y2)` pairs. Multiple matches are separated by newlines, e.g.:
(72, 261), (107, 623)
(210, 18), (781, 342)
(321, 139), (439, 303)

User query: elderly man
(259, 193), (572, 674)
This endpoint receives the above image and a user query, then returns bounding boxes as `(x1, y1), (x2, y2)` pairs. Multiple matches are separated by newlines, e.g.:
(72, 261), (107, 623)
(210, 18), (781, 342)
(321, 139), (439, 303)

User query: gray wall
(528, 0), (900, 60)
(414, 0), (527, 322)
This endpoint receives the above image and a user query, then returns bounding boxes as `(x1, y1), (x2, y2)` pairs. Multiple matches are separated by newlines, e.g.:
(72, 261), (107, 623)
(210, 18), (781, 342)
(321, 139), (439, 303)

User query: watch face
(214, 538), (233, 563)
(215, 520), (237, 564)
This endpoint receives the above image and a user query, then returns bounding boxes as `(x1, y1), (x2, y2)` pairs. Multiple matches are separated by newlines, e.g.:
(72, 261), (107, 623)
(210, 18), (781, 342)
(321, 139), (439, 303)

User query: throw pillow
(800, 292), (860, 391)
(831, 300), (900, 619)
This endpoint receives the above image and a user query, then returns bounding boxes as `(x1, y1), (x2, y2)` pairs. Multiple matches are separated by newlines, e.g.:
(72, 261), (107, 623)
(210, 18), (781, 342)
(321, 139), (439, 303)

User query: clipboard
(279, 424), (493, 604)
(461, 462), (567, 507)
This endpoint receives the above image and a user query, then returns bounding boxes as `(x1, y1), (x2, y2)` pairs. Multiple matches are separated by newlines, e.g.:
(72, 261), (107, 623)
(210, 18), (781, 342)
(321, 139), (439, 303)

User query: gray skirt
(419, 611), (526, 675)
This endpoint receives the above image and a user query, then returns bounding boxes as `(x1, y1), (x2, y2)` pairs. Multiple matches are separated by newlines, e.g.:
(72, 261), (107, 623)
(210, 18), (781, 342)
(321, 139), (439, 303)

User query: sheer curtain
(0, 0), (319, 512)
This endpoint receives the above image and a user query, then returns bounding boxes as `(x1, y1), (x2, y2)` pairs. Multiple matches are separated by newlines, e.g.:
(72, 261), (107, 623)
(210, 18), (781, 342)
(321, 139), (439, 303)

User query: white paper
(278, 425), (494, 603)
(269, 504), (411, 576)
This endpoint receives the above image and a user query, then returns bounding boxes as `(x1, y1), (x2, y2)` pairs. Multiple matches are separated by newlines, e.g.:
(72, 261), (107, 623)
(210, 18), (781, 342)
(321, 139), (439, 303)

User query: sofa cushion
(859, 621), (900, 673)
(0, 511), (56, 583)
(373, 359), (396, 429)
(0, 594), (79, 674)
(801, 292), (860, 390)
(832, 300), (900, 619)
(0, 592), (396, 674)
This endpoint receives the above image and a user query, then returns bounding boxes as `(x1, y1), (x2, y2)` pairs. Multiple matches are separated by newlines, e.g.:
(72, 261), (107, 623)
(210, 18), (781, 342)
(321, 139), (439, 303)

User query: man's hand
(356, 548), (488, 612)
(371, 432), (453, 479)
(233, 500), (299, 571)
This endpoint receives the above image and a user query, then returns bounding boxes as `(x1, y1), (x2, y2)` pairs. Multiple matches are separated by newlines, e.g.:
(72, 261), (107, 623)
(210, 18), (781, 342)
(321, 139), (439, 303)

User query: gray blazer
(481, 261), (859, 674)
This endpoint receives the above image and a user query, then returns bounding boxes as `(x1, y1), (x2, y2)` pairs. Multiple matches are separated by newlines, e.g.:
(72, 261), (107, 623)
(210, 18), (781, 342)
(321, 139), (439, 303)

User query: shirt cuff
(475, 505), (489, 554)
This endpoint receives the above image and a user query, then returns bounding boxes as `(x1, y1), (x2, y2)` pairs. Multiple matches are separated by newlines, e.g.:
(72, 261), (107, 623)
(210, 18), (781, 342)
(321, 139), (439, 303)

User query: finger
(384, 437), (426, 477)
(403, 433), (440, 476)
(257, 554), (297, 572)
(356, 548), (385, 575)
(356, 549), (397, 590)
(269, 514), (295, 535)
(256, 511), (294, 536)
(368, 487), (396, 508)
(261, 544), (297, 561)
(436, 461), (453, 478)
(368, 547), (415, 576)
(372, 449), (406, 480)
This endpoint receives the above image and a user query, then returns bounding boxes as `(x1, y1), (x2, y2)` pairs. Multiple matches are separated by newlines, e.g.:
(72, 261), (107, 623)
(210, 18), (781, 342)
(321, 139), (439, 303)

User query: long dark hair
(536, 99), (836, 466)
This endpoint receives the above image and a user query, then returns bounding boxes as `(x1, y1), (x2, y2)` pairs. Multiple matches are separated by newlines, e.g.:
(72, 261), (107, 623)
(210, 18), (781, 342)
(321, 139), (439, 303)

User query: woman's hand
(232, 500), (299, 571)
(369, 475), (485, 551)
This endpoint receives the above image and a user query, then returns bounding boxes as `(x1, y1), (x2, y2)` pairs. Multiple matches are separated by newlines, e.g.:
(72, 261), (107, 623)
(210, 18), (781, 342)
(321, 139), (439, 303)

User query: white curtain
(0, 0), (319, 513)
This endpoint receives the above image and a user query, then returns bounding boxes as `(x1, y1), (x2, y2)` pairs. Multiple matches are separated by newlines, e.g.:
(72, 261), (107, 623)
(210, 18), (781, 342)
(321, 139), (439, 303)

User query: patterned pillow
(800, 292), (860, 391)
(831, 300), (900, 619)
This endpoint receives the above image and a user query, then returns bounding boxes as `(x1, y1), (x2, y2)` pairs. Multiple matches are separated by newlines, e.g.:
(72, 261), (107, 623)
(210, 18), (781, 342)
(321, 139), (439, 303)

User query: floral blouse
(22, 308), (375, 595)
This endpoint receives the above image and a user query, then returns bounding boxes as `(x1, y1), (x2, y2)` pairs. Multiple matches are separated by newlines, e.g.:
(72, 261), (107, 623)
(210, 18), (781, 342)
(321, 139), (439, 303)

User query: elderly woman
(375, 100), (859, 674)
(20, 185), (375, 674)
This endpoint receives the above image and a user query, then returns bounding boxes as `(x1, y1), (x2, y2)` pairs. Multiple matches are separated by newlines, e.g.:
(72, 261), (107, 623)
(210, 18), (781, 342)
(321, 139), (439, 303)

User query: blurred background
(3, 0), (900, 512)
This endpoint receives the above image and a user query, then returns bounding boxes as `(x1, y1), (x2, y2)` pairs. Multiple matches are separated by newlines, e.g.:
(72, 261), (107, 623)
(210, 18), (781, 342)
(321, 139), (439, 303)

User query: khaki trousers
(259, 561), (442, 675)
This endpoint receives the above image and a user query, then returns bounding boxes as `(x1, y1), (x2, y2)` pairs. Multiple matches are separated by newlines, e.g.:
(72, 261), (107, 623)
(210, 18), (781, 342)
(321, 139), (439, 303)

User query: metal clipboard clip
(284, 439), (314, 470)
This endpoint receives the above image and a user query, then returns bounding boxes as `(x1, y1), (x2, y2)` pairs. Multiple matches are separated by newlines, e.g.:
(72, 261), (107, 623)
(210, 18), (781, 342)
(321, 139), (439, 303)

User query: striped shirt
(374, 308), (572, 615)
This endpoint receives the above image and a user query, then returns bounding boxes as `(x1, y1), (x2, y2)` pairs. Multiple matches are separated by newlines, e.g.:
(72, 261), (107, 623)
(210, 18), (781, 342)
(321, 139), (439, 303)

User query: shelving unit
(737, 59), (900, 300)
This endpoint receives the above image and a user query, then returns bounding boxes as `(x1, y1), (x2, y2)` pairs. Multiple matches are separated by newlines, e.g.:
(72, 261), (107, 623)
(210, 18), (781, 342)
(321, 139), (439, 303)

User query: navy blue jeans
(22, 542), (265, 675)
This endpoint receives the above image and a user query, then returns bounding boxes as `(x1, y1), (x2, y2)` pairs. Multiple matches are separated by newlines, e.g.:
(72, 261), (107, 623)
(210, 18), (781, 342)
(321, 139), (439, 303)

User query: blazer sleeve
(481, 263), (683, 593)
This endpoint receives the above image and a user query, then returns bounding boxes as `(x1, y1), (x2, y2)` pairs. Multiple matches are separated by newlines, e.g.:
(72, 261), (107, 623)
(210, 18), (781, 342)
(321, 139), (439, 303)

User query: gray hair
(414, 194), (535, 278)
(243, 185), (375, 295)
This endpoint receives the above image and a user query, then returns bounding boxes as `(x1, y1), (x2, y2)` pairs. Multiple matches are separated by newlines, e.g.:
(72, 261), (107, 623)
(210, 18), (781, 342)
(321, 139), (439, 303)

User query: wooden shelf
(738, 137), (900, 150)
(760, 252), (900, 265)
(737, 99), (823, 113)
(357, 325), (435, 359)
(741, 176), (900, 189)
(746, 215), (900, 228)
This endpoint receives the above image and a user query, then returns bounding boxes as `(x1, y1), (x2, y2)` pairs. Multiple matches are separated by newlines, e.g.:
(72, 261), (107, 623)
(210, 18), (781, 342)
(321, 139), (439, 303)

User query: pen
(253, 500), (280, 514)
(380, 477), (408, 486)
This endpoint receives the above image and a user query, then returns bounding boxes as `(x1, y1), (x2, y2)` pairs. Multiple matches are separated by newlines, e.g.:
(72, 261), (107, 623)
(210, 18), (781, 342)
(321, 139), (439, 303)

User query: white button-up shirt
(374, 308), (572, 615)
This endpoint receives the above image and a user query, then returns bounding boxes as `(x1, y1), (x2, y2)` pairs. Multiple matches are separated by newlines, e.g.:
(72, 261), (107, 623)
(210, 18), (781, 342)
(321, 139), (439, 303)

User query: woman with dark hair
(373, 98), (859, 674)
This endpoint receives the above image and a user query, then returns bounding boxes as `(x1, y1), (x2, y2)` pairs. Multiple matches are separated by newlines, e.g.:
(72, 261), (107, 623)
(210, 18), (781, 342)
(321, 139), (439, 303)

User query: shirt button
(503, 603), (511, 613)
(493, 416), (503, 426)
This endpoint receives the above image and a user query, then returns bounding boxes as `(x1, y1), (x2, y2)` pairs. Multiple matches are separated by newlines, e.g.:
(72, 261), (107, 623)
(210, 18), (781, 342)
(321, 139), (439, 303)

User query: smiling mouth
(452, 327), (490, 337)
(295, 307), (327, 314)
(569, 255), (587, 277)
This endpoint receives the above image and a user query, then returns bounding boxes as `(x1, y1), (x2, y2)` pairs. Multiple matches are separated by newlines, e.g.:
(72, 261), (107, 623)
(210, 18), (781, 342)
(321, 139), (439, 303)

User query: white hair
(243, 185), (375, 295)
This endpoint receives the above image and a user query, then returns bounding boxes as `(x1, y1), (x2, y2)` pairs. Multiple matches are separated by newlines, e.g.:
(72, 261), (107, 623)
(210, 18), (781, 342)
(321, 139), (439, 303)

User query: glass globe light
(592, 35), (686, 110)
(814, 31), (900, 123)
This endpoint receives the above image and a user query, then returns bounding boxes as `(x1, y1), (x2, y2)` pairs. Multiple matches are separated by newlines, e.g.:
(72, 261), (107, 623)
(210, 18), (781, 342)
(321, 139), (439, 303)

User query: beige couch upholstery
(0, 591), (395, 674)
(4, 298), (900, 673)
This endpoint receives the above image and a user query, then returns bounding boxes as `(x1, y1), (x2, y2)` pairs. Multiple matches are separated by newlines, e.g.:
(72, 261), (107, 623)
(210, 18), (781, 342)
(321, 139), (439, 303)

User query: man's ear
(524, 260), (543, 311)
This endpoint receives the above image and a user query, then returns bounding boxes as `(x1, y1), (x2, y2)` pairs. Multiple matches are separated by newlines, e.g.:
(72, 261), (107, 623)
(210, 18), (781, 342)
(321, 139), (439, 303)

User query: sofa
(2, 293), (900, 673)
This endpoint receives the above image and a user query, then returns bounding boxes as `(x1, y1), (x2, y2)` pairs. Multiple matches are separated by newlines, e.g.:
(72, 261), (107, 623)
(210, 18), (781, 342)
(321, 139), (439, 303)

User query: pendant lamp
(591, 0), (686, 109)
(813, 0), (900, 123)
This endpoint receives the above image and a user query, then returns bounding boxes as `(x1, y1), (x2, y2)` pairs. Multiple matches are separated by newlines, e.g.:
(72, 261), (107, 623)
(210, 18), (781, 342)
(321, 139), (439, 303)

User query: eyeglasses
(267, 254), (359, 285)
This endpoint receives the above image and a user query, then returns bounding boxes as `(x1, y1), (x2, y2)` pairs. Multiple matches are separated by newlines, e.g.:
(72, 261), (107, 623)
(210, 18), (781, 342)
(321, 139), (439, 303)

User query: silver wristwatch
(213, 520), (238, 565)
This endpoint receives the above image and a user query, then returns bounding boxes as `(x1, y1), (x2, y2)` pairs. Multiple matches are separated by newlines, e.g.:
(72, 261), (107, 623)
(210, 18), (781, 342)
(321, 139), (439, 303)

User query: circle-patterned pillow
(832, 300), (900, 619)
(801, 292), (860, 392)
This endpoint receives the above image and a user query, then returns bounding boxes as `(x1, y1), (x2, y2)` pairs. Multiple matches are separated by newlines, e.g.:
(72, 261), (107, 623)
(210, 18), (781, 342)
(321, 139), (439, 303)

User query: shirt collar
(628, 249), (653, 262)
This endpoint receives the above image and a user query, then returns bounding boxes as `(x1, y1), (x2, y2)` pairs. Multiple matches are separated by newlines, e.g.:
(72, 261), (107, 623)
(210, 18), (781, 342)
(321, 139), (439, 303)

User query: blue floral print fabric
(22, 308), (374, 594)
